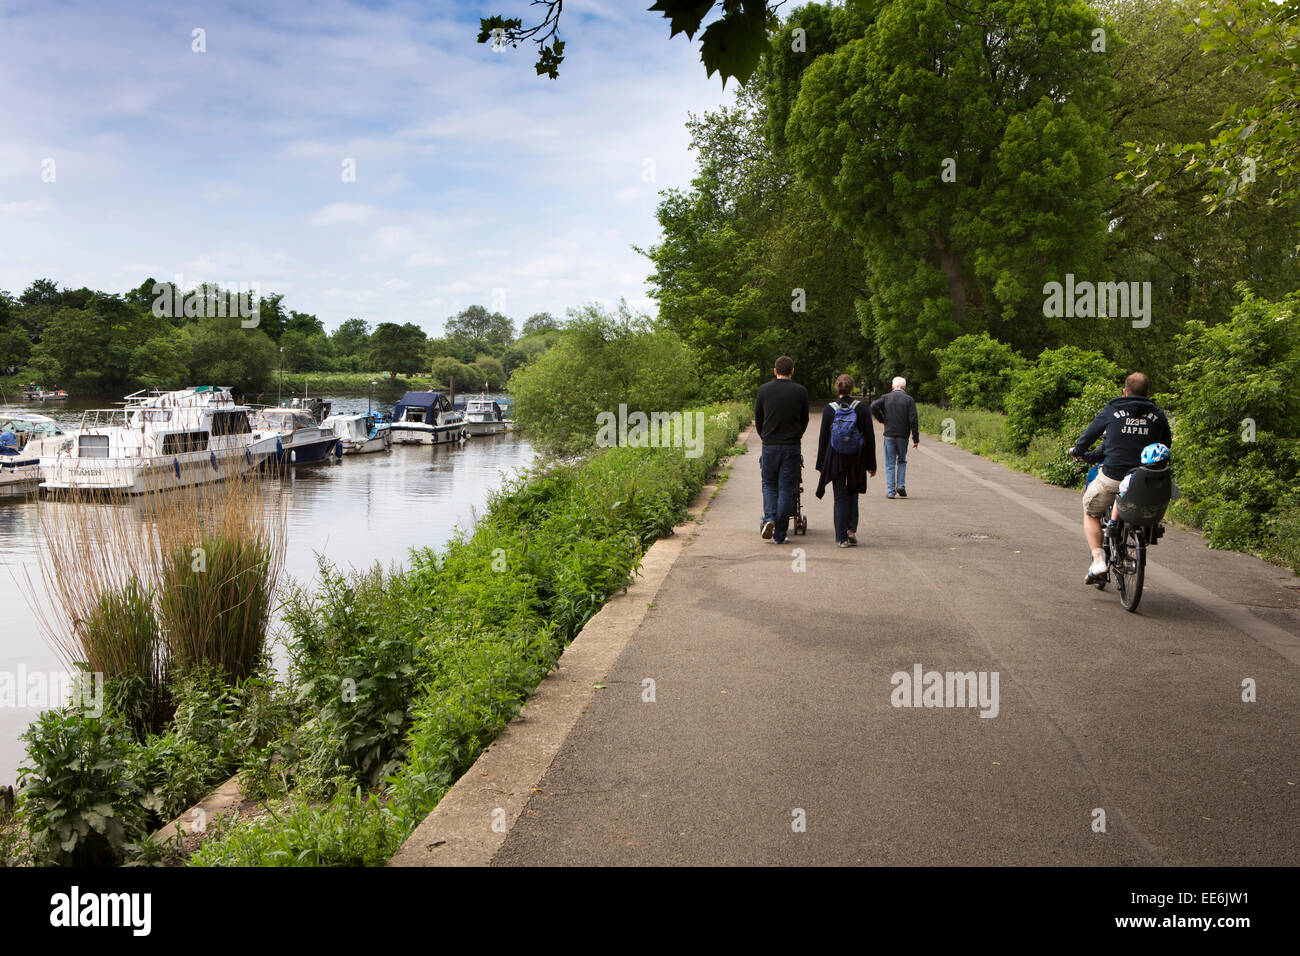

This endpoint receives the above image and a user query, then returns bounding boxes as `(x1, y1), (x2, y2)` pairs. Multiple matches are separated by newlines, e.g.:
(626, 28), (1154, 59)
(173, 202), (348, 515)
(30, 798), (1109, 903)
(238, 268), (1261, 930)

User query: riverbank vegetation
(2, 472), (293, 866)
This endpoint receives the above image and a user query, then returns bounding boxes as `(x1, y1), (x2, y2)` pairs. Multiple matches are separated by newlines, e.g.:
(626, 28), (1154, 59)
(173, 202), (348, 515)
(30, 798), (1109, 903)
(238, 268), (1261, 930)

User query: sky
(0, 0), (732, 334)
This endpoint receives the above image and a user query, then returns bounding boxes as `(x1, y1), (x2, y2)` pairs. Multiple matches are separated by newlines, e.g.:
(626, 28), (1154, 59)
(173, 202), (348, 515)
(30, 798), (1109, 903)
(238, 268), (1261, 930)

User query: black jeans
(832, 474), (859, 543)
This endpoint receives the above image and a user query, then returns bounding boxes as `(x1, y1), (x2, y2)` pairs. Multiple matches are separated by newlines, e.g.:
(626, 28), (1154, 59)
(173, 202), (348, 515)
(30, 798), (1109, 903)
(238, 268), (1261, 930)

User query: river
(0, 394), (535, 784)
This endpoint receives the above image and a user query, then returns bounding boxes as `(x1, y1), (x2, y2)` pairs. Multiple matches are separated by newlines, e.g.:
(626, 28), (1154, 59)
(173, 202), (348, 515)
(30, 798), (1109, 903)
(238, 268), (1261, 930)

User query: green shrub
(1005, 346), (1120, 448)
(932, 333), (1028, 411)
(281, 566), (425, 792)
(1165, 289), (1300, 559)
(188, 790), (401, 867)
(1035, 380), (1120, 487)
(17, 709), (150, 866)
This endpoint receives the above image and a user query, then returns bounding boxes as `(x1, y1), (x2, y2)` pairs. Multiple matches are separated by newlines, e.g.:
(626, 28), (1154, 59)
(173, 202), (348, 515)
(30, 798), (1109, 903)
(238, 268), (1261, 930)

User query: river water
(0, 394), (534, 783)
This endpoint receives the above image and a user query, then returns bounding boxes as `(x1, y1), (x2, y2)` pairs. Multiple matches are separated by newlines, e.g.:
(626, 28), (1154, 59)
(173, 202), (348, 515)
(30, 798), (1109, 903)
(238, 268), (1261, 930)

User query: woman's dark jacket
(815, 397), (877, 498)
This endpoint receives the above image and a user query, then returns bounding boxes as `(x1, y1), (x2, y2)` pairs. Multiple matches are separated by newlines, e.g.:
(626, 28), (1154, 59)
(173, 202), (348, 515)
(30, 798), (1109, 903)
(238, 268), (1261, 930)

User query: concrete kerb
(387, 428), (749, 866)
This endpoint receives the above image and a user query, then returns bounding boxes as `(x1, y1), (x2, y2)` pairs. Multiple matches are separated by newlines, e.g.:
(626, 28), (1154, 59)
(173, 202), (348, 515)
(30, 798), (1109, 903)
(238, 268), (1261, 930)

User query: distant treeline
(0, 277), (561, 396)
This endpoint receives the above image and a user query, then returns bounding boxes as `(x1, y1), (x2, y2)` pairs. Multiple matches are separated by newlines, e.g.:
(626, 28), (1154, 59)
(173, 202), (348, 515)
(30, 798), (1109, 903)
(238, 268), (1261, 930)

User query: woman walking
(814, 374), (877, 547)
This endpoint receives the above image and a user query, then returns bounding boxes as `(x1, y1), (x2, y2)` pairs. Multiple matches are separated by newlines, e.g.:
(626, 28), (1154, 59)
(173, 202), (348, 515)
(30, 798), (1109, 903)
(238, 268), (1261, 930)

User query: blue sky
(0, 0), (731, 333)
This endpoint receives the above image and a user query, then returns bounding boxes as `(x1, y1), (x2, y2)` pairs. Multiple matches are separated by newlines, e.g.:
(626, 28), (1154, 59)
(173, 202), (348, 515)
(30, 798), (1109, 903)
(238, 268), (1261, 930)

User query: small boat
(464, 396), (513, 436)
(389, 391), (467, 445)
(320, 412), (391, 454)
(39, 386), (277, 494)
(19, 384), (69, 402)
(0, 411), (71, 497)
(250, 407), (342, 467)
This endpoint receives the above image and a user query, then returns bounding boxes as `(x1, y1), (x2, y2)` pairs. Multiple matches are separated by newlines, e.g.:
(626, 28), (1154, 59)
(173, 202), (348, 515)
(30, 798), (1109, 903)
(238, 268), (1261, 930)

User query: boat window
(210, 412), (251, 436)
(162, 431), (209, 454)
(79, 435), (111, 458)
(292, 414), (316, 430)
(406, 408), (426, 423)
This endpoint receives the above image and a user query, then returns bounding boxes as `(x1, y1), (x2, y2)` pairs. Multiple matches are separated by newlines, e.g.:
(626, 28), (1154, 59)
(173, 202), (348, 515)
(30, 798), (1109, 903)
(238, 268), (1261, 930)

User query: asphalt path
(493, 425), (1300, 865)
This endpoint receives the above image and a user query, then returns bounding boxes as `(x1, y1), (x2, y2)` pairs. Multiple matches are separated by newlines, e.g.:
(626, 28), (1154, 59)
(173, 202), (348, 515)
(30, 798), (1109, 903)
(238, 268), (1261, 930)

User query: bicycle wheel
(1118, 527), (1145, 612)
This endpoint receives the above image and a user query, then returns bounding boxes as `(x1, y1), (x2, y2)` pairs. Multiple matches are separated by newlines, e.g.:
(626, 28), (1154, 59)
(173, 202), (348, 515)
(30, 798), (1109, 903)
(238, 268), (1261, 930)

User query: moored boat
(18, 384), (69, 402)
(320, 412), (391, 454)
(0, 411), (71, 497)
(389, 391), (466, 445)
(39, 386), (277, 494)
(463, 397), (513, 437)
(250, 407), (342, 467)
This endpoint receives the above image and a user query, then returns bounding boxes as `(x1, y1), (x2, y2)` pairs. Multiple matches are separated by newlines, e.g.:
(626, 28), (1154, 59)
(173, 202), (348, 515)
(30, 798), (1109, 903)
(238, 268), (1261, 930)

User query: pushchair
(790, 454), (808, 535)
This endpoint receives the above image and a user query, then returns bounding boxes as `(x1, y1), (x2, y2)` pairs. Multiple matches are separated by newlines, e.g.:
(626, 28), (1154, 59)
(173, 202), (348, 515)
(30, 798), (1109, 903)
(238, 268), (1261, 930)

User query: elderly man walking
(870, 376), (919, 499)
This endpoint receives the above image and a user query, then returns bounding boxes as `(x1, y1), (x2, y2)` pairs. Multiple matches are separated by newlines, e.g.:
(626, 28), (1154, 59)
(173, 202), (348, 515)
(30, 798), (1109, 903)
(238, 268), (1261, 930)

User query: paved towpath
(490, 425), (1299, 865)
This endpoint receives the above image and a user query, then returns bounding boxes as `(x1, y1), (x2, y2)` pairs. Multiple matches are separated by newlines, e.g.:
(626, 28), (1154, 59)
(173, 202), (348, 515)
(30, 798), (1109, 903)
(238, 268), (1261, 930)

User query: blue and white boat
(250, 407), (342, 466)
(320, 412), (391, 454)
(389, 391), (466, 445)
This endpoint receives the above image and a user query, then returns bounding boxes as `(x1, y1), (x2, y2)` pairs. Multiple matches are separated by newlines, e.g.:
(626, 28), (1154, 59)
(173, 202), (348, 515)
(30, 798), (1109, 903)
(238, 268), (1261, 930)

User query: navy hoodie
(1071, 395), (1171, 481)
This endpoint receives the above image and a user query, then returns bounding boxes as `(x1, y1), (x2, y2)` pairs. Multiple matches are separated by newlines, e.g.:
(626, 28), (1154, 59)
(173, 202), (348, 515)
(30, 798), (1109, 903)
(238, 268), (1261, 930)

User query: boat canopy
(394, 391), (452, 421)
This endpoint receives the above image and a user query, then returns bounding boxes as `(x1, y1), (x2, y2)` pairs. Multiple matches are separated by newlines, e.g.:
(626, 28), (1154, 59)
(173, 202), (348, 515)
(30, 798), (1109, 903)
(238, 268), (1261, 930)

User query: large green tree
(781, 0), (1114, 385)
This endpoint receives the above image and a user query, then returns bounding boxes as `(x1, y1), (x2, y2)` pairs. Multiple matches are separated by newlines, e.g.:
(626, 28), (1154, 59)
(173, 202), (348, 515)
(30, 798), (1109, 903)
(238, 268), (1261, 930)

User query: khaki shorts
(1082, 472), (1122, 518)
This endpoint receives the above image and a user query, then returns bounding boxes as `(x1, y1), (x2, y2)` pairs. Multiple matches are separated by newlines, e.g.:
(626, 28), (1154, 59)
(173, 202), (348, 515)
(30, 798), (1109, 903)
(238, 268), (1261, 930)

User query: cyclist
(1068, 372), (1171, 584)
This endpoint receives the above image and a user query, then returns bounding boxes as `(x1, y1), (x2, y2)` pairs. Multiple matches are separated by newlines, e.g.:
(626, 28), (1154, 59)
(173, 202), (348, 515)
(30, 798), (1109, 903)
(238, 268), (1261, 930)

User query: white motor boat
(320, 412), (391, 454)
(463, 397), (513, 437)
(39, 386), (278, 494)
(389, 391), (466, 445)
(250, 407), (342, 467)
(0, 411), (71, 497)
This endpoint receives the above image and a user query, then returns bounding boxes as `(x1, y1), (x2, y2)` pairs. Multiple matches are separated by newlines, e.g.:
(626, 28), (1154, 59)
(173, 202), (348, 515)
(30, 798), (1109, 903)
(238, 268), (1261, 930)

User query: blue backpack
(829, 400), (862, 455)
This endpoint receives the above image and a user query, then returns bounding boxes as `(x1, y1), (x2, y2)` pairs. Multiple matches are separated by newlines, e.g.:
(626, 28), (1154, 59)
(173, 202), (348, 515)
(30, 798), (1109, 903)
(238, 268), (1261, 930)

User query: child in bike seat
(1106, 442), (1180, 535)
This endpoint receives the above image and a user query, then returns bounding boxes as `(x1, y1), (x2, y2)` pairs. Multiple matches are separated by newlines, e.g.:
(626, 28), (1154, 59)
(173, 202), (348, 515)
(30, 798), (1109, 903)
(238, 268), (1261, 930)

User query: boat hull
(40, 438), (277, 494)
(390, 423), (466, 445)
(263, 435), (341, 467)
(465, 421), (512, 436)
(339, 434), (389, 454)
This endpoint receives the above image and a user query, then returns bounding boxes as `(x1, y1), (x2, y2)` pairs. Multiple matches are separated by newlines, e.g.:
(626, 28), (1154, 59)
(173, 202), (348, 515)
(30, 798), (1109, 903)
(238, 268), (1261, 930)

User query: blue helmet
(1141, 442), (1170, 465)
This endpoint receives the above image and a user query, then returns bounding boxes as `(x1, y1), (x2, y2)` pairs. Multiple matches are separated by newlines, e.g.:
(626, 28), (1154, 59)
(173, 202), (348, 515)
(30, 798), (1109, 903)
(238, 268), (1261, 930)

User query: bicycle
(1092, 465), (1172, 613)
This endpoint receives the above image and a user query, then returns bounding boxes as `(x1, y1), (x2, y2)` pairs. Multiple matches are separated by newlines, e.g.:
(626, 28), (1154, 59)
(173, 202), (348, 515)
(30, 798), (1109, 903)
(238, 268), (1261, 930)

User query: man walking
(754, 355), (809, 544)
(870, 376), (919, 498)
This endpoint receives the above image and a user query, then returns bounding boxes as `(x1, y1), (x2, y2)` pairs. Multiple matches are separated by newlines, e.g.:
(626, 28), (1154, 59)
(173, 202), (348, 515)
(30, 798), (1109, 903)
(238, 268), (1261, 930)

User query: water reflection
(0, 395), (533, 783)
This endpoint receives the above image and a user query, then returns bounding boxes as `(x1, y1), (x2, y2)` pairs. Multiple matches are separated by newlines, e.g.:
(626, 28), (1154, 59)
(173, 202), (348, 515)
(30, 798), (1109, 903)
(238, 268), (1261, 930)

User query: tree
(783, 0), (1114, 378)
(521, 312), (559, 336)
(478, 0), (776, 85)
(129, 334), (190, 390)
(475, 355), (507, 390)
(369, 322), (428, 376)
(330, 318), (370, 360)
(643, 80), (868, 397)
(444, 305), (515, 348)
(181, 319), (278, 392)
(509, 302), (700, 457)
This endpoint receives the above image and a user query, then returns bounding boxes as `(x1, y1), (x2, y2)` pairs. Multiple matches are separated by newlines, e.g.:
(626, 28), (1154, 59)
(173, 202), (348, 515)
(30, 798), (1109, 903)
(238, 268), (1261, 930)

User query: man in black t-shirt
(753, 356), (809, 544)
